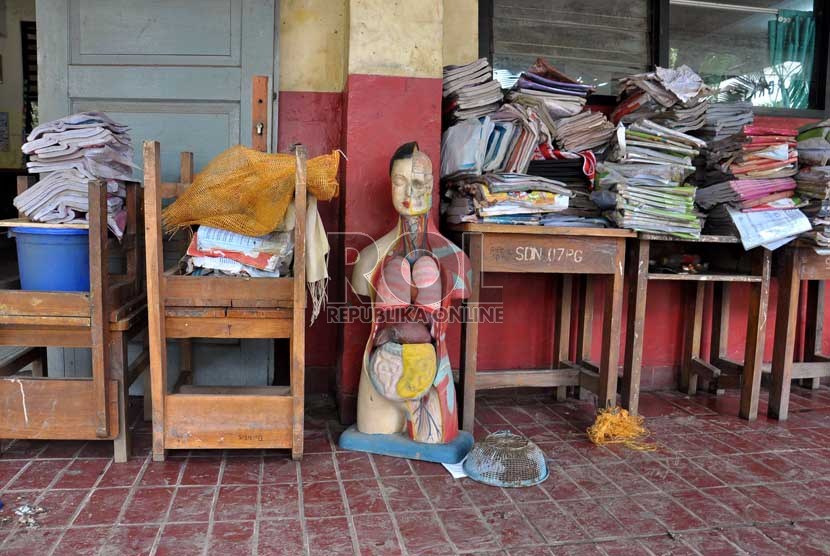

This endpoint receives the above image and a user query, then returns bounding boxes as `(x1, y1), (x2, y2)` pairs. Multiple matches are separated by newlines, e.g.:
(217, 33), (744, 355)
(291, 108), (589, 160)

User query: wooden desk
(769, 242), (830, 420)
(450, 224), (633, 433)
(622, 234), (771, 420)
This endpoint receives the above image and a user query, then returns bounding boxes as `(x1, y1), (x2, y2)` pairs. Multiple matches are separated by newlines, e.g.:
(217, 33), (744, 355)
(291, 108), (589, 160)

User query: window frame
(479, 0), (830, 117)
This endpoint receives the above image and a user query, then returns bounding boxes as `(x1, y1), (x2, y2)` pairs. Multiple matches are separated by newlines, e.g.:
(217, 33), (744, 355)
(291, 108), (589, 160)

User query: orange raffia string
(586, 406), (657, 451)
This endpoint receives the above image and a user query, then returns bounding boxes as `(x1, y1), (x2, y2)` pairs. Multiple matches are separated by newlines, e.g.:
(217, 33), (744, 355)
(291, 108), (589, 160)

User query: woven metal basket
(463, 431), (549, 487)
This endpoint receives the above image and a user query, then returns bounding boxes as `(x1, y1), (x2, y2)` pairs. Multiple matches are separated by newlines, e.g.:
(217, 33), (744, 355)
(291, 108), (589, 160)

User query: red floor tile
(302, 480), (346, 518)
(335, 451), (376, 480)
(180, 459), (220, 486)
(220, 456), (261, 485)
(54, 458), (110, 489)
(259, 482), (300, 520)
(439, 508), (500, 552)
(97, 459), (144, 488)
(480, 504), (545, 548)
(307, 516), (355, 556)
(395, 510), (454, 555)
(74, 487), (131, 526)
(208, 520), (255, 554)
(35, 488), (87, 527)
(104, 524), (159, 556)
(257, 518), (305, 556)
(214, 485), (258, 521)
(51, 526), (111, 556)
(0, 527), (62, 556)
(352, 513), (402, 555)
(168, 486), (215, 523)
(342, 478), (387, 515)
(5, 459), (68, 490)
(519, 501), (588, 544)
(139, 460), (183, 487)
(121, 487), (174, 524)
(261, 455), (299, 484)
(155, 522), (209, 556)
(381, 476), (432, 513)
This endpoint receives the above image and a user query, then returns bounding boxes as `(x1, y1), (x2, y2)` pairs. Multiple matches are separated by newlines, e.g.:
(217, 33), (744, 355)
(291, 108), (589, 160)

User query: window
(484, 0), (653, 93)
(483, 0), (828, 112)
(669, 1), (821, 110)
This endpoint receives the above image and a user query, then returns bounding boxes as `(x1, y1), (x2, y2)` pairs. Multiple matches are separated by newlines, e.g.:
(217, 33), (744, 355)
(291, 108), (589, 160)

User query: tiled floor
(3, 386), (830, 555)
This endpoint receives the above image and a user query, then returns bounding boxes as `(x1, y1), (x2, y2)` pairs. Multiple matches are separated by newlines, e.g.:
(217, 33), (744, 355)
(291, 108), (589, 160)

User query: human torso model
(351, 143), (470, 444)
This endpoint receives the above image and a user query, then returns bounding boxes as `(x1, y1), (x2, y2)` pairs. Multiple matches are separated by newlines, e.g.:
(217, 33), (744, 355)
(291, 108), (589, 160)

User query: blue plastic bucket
(11, 227), (90, 292)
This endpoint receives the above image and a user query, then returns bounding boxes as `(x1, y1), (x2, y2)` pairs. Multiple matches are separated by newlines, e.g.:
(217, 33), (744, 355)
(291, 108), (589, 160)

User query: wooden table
(622, 234), (771, 420)
(769, 241), (830, 420)
(450, 224), (633, 433)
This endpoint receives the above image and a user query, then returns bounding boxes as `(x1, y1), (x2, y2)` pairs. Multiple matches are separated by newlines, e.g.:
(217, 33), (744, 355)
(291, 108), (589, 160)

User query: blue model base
(338, 426), (474, 464)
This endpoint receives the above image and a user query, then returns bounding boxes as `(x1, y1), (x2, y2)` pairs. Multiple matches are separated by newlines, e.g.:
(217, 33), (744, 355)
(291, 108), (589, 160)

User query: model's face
(391, 151), (432, 216)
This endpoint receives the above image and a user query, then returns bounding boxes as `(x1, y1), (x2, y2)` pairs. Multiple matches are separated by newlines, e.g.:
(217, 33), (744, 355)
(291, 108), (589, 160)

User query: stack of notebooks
(443, 58), (503, 123)
(797, 119), (830, 166)
(612, 65), (710, 132)
(695, 178), (797, 211)
(612, 119), (706, 171)
(696, 102), (754, 142)
(552, 111), (615, 154)
(443, 173), (573, 225)
(729, 125), (798, 178)
(689, 132), (747, 187)
(596, 161), (701, 238)
(15, 112), (134, 238)
(506, 59), (593, 127)
(527, 155), (602, 218)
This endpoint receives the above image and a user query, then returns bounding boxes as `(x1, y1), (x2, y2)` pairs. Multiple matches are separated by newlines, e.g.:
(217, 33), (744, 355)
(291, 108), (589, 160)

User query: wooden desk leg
(680, 282), (705, 395)
(598, 240), (625, 408)
(553, 275), (573, 402)
(710, 282), (730, 394)
(111, 331), (131, 463)
(804, 280), (823, 389)
(577, 276), (594, 366)
(741, 250), (771, 420)
(460, 234), (482, 433)
(770, 248), (800, 420)
(143, 368), (152, 422)
(623, 239), (649, 413)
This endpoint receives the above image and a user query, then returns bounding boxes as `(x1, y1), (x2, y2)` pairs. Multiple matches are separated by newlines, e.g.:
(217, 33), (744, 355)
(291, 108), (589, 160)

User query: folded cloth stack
(15, 112), (134, 238)
(612, 65), (710, 132)
(729, 125), (798, 179)
(443, 172), (573, 225)
(797, 119), (830, 166)
(696, 102), (754, 142)
(551, 111), (615, 154)
(443, 58), (504, 123)
(695, 178), (798, 211)
(184, 224), (294, 278)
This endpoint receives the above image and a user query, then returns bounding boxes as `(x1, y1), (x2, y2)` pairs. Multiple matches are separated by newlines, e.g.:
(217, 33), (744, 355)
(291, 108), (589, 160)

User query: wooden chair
(143, 141), (306, 461)
(0, 178), (148, 462)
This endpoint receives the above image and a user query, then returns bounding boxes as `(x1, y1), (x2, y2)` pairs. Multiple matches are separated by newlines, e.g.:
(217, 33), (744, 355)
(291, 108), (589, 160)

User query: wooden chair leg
(110, 333), (131, 463)
(460, 234), (482, 433)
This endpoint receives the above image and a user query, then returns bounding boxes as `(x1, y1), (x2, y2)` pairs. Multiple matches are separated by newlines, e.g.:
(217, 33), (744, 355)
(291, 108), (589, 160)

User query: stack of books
(796, 151), (830, 249)
(729, 125), (798, 179)
(797, 119), (830, 166)
(552, 111), (615, 154)
(612, 119), (705, 171)
(612, 65), (710, 132)
(695, 178), (798, 211)
(443, 58), (503, 123)
(697, 102), (754, 142)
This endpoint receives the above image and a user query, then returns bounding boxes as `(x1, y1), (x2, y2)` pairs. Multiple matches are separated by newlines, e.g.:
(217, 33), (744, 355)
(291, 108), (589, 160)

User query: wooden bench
(0, 177), (148, 462)
(143, 141), (306, 461)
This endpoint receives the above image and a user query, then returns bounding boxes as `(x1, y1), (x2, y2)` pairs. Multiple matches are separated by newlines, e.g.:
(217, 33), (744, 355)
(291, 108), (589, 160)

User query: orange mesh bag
(162, 145), (339, 236)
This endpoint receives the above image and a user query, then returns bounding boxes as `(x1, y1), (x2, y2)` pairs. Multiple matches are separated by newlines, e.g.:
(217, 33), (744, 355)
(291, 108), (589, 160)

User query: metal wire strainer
(463, 431), (548, 487)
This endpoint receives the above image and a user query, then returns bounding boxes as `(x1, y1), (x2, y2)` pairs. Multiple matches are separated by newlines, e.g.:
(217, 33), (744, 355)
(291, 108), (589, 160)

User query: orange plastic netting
(162, 145), (339, 236)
